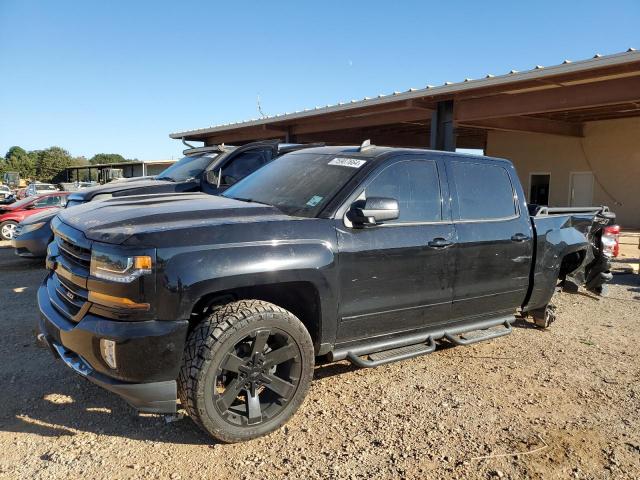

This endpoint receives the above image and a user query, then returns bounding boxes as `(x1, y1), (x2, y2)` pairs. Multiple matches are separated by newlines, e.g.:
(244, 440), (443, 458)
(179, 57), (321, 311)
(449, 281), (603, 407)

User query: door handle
(511, 233), (530, 242)
(427, 237), (454, 249)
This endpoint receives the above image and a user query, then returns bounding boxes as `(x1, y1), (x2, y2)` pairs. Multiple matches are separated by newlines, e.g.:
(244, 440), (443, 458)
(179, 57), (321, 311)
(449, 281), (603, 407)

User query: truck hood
(57, 192), (293, 244)
(67, 178), (182, 202)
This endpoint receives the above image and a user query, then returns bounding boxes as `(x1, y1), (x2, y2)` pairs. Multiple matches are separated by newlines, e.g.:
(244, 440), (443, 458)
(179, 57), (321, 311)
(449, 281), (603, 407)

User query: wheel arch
(189, 281), (324, 353)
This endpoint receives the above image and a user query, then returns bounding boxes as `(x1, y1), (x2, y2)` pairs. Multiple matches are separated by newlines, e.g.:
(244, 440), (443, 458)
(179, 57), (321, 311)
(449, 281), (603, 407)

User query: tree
(36, 146), (73, 182)
(2, 146), (37, 179)
(89, 153), (127, 165)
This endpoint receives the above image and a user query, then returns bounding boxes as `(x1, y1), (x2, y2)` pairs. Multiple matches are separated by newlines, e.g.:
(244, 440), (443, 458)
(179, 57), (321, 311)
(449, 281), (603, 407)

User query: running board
(333, 315), (515, 369)
(443, 320), (512, 346)
(347, 338), (436, 368)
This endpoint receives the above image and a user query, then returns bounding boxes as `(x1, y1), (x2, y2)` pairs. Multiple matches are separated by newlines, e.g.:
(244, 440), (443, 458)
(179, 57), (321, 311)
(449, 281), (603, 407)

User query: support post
(285, 127), (297, 144)
(430, 100), (456, 151)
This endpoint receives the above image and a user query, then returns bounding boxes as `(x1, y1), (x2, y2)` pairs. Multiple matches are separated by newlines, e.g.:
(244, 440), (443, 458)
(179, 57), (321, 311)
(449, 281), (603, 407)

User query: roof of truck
(287, 144), (510, 164)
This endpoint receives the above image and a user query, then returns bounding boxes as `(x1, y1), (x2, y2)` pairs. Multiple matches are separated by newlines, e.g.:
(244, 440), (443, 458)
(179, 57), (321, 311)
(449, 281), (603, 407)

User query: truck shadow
(5, 358), (362, 445)
(5, 379), (215, 445)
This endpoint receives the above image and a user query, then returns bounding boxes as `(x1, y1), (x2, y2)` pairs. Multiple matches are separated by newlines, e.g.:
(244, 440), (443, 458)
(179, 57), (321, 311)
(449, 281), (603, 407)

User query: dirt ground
(0, 237), (638, 479)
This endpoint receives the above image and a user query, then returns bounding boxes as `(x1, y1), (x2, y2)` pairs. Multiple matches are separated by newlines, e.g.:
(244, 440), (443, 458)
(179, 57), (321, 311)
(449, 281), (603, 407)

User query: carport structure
(171, 49), (640, 227)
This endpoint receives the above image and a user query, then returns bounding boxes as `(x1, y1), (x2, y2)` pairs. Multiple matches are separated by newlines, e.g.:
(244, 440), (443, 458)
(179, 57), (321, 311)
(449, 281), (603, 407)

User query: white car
(25, 183), (59, 197)
(0, 185), (11, 200)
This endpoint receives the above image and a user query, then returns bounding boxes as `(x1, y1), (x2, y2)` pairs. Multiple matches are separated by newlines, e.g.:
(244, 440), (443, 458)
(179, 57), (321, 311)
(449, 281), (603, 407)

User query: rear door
(445, 159), (533, 319)
(336, 155), (455, 342)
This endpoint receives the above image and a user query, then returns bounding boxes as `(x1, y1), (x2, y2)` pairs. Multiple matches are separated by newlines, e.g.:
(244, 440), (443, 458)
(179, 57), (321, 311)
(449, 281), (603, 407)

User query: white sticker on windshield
(306, 195), (323, 207)
(329, 157), (367, 168)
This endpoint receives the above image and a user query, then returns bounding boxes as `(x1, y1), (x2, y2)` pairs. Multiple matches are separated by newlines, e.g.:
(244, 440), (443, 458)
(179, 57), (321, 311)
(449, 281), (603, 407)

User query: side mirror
(205, 170), (218, 185)
(348, 197), (399, 227)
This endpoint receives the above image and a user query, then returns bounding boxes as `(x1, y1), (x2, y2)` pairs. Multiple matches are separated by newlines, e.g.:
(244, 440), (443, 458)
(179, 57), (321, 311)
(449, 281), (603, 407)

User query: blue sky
(1, 1), (638, 160)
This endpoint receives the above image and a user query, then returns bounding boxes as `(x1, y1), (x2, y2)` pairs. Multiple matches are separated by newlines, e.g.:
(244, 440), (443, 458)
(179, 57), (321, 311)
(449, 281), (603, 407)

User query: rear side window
(450, 162), (516, 220)
(363, 160), (441, 223)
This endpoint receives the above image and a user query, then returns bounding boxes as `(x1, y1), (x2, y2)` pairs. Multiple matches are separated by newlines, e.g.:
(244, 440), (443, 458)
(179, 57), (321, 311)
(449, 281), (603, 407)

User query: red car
(0, 192), (69, 240)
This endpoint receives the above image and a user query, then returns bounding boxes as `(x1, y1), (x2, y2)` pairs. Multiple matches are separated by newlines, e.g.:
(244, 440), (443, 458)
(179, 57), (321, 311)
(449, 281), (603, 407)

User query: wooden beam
(458, 116), (584, 137)
(290, 108), (431, 135)
(455, 75), (640, 122)
(262, 124), (287, 133)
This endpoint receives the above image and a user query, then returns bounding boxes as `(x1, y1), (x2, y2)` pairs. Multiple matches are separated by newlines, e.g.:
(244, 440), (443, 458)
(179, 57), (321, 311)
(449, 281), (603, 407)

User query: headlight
(90, 251), (153, 283)
(18, 221), (46, 235)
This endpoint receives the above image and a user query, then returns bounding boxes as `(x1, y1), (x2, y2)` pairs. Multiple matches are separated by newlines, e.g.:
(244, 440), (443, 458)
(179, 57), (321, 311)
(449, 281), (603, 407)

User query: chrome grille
(58, 237), (91, 269)
(51, 230), (91, 323)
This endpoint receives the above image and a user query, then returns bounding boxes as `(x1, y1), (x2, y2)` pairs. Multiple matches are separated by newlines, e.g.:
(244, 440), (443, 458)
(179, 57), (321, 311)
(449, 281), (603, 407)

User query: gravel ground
(0, 239), (638, 479)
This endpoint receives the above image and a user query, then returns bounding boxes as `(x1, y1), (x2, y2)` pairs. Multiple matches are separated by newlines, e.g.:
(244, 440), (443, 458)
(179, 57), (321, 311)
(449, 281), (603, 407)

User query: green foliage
(36, 146), (74, 182)
(1, 146), (132, 183)
(89, 153), (128, 165)
(2, 146), (37, 179)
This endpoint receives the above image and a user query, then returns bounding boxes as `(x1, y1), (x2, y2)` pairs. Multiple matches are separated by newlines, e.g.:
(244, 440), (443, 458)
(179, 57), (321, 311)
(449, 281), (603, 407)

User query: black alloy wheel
(179, 300), (314, 443)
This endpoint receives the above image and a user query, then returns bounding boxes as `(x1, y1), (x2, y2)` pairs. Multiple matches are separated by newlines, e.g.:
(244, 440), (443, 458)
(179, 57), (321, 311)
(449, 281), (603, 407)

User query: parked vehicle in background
(26, 182), (59, 197)
(11, 209), (59, 256)
(0, 185), (12, 202)
(58, 182), (96, 192)
(12, 140), (320, 258)
(2, 172), (20, 189)
(0, 192), (68, 240)
(38, 145), (617, 442)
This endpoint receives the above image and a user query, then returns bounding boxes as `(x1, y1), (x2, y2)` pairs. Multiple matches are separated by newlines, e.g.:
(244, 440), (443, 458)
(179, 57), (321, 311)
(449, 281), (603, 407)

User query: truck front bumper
(37, 278), (189, 414)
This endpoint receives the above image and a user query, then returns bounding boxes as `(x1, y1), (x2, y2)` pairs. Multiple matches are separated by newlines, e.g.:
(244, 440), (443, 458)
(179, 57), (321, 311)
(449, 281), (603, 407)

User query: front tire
(178, 300), (314, 443)
(0, 220), (18, 240)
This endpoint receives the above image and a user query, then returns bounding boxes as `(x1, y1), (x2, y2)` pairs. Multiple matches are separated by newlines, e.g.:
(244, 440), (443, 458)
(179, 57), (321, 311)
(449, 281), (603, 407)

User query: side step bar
(333, 315), (514, 368)
(444, 319), (512, 346)
(347, 338), (436, 368)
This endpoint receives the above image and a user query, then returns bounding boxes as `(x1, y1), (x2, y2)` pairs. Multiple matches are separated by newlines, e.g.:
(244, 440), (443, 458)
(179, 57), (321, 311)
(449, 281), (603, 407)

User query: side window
(222, 150), (272, 185)
(450, 162), (517, 220)
(363, 160), (441, 223)
(33, 198), (50, 207)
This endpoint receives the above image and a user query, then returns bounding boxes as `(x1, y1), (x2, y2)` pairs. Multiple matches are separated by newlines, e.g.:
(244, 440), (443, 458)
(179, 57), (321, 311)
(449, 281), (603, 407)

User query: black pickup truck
(12, 140), (317, 257)
(38, 145), (617, 442)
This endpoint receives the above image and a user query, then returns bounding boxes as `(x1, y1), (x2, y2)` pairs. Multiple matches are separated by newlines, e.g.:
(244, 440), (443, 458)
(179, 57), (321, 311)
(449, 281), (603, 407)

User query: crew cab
(11, 141), (318, 258)
(0, 192), (68, 240)
(38, 145), (617, 442)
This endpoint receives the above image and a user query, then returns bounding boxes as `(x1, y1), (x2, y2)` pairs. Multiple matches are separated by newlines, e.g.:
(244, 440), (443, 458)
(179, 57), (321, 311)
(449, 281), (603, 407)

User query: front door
(336, 157), (455, 343)
(569, 172), (594, 207)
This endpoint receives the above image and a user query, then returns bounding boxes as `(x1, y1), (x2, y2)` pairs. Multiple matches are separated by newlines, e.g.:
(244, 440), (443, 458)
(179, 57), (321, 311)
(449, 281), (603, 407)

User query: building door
(529, 173), (550, 206)
(569, 172), (594, 207)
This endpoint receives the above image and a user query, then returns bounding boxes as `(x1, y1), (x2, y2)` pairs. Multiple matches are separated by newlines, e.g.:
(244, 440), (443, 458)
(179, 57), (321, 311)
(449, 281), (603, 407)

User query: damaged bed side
(522, 205), (618, 327)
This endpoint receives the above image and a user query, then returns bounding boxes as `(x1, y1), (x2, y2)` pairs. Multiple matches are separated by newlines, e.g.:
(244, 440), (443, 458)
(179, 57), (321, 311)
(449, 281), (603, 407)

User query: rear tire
(532, 304), (556, 329)
(178, 300), (314, 443)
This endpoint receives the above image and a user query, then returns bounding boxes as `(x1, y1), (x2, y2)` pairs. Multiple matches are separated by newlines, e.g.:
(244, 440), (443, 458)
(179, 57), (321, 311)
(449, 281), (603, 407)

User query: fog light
(100, 339), (117, 369)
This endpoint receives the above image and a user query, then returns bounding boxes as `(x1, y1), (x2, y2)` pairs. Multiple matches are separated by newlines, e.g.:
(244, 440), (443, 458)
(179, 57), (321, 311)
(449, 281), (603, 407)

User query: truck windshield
(223, 152), (363, 217)
(157, 153), (218, 182)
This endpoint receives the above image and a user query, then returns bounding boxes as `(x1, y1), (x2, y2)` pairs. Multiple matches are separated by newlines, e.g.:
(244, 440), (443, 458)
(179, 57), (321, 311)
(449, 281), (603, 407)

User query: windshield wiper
(231, 197), (271, 206)
(156, 176), (175, 182)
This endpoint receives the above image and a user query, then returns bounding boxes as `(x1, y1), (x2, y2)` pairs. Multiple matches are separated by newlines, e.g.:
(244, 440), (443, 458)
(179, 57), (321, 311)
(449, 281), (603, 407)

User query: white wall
(486, 117), (640, 229)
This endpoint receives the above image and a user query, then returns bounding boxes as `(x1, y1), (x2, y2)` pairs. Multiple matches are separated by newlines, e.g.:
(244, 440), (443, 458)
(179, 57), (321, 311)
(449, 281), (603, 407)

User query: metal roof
(66, 160), (176, 169)
(170, 48), (639, 139)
